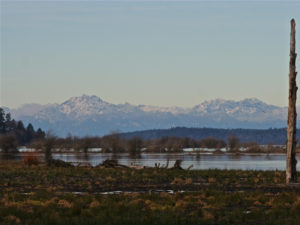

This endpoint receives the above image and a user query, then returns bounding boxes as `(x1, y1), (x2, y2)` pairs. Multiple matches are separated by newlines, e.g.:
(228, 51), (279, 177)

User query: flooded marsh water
(1, 152), (300, 171)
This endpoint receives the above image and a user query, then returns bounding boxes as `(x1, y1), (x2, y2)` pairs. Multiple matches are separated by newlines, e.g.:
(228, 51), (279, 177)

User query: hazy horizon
(1, 1), (300, 108)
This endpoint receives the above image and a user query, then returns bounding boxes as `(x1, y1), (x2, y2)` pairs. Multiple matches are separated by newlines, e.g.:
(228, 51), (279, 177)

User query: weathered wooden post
(286, 19), (297, 184)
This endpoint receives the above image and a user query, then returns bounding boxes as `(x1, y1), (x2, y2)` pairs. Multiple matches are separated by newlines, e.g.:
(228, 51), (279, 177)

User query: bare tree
(74, 137), (93, 153)
(286, 19), (298, 184)
(101, 132), (124, 153)
(43, 133), (57, 165)
(127, 137), (143, 156)
(227, 135), (240, 152)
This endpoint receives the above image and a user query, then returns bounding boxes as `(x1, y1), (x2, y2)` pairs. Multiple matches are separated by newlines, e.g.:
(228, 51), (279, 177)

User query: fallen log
(98, 159), (129, 168)
(47, 159), (74, 167)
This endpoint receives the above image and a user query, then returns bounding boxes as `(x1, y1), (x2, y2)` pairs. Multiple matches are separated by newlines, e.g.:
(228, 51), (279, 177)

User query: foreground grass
(0, 162), (300, 225)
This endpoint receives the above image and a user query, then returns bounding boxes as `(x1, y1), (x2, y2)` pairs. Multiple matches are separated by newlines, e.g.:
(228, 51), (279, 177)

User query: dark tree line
(0, 108), (45, 152)
(46, 133), (285, 155)
(42, 134), (241, 154)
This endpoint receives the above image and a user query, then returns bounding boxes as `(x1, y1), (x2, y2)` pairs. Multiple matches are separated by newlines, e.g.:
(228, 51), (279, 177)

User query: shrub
(0, 134), (17, 153)
(23, 154), (40, 166)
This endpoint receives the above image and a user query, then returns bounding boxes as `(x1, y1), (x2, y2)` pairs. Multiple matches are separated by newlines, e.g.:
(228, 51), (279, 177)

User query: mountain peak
(59, 95), (110, 116)
(241, 98), (264, 104)
(7, 96), (288, 136)
(202, 98), (229, 105)
(63, 94), (104, 104)
(203, 98), (264, 105)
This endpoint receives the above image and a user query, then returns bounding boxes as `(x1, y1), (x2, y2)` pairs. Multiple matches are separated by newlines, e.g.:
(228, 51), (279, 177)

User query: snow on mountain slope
(2, 95), (289, 137)
(58, 95), (112, 116)
(138, 105), (192, 115)
(9, 103), (56, 117)
(192, 98), (285, 121)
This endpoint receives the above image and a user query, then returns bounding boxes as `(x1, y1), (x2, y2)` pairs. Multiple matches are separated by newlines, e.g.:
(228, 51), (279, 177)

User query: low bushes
(22, 154), (40, 166)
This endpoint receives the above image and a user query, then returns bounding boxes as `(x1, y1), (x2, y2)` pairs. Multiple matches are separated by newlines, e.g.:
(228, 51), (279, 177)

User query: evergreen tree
(15, 121), (26, 145)
(26, 123), (35, 143)
(5, 113), (11, 122)
(36, 128), (46, 139)
(5, 113), (13, 132)
(16, 121), (25, 131)
(0, 108), (45, 147)
(0, 108), (6, 134)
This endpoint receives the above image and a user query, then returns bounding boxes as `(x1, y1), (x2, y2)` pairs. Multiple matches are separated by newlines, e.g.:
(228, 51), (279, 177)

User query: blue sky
(1, 1), (300, 108)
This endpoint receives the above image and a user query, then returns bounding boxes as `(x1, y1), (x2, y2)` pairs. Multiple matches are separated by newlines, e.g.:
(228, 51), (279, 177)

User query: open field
(1, 162), (300, 225)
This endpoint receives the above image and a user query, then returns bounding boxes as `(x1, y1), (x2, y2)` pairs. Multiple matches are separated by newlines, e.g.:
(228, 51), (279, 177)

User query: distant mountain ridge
(2, 95), (291, 137)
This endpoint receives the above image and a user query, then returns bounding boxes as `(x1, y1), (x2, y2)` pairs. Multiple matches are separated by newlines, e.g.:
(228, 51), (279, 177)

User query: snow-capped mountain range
(2, 95), (290, 137)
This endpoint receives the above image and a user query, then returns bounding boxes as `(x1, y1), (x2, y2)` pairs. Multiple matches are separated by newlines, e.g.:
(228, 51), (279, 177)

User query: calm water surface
(2, 152), (300, 171)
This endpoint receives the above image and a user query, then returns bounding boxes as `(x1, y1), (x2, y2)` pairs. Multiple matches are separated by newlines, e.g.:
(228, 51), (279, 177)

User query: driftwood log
(99, 159), (129, 168)
(47, 159), (74, 167)
(172, 160), (183, 170)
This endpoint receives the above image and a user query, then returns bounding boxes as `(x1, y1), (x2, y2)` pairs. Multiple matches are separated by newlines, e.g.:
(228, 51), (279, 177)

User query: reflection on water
(1, 152), (300, 171)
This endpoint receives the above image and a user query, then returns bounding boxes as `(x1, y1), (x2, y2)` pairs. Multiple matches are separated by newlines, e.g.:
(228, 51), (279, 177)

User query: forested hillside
(122, 127), (293, 145)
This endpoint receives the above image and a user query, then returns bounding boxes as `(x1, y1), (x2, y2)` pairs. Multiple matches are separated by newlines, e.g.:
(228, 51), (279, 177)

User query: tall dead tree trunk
(286, 19), (297, 184)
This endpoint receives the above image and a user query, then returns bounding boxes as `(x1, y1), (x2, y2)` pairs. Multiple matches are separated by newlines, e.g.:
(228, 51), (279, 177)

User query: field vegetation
(0, 162), (300, 224)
